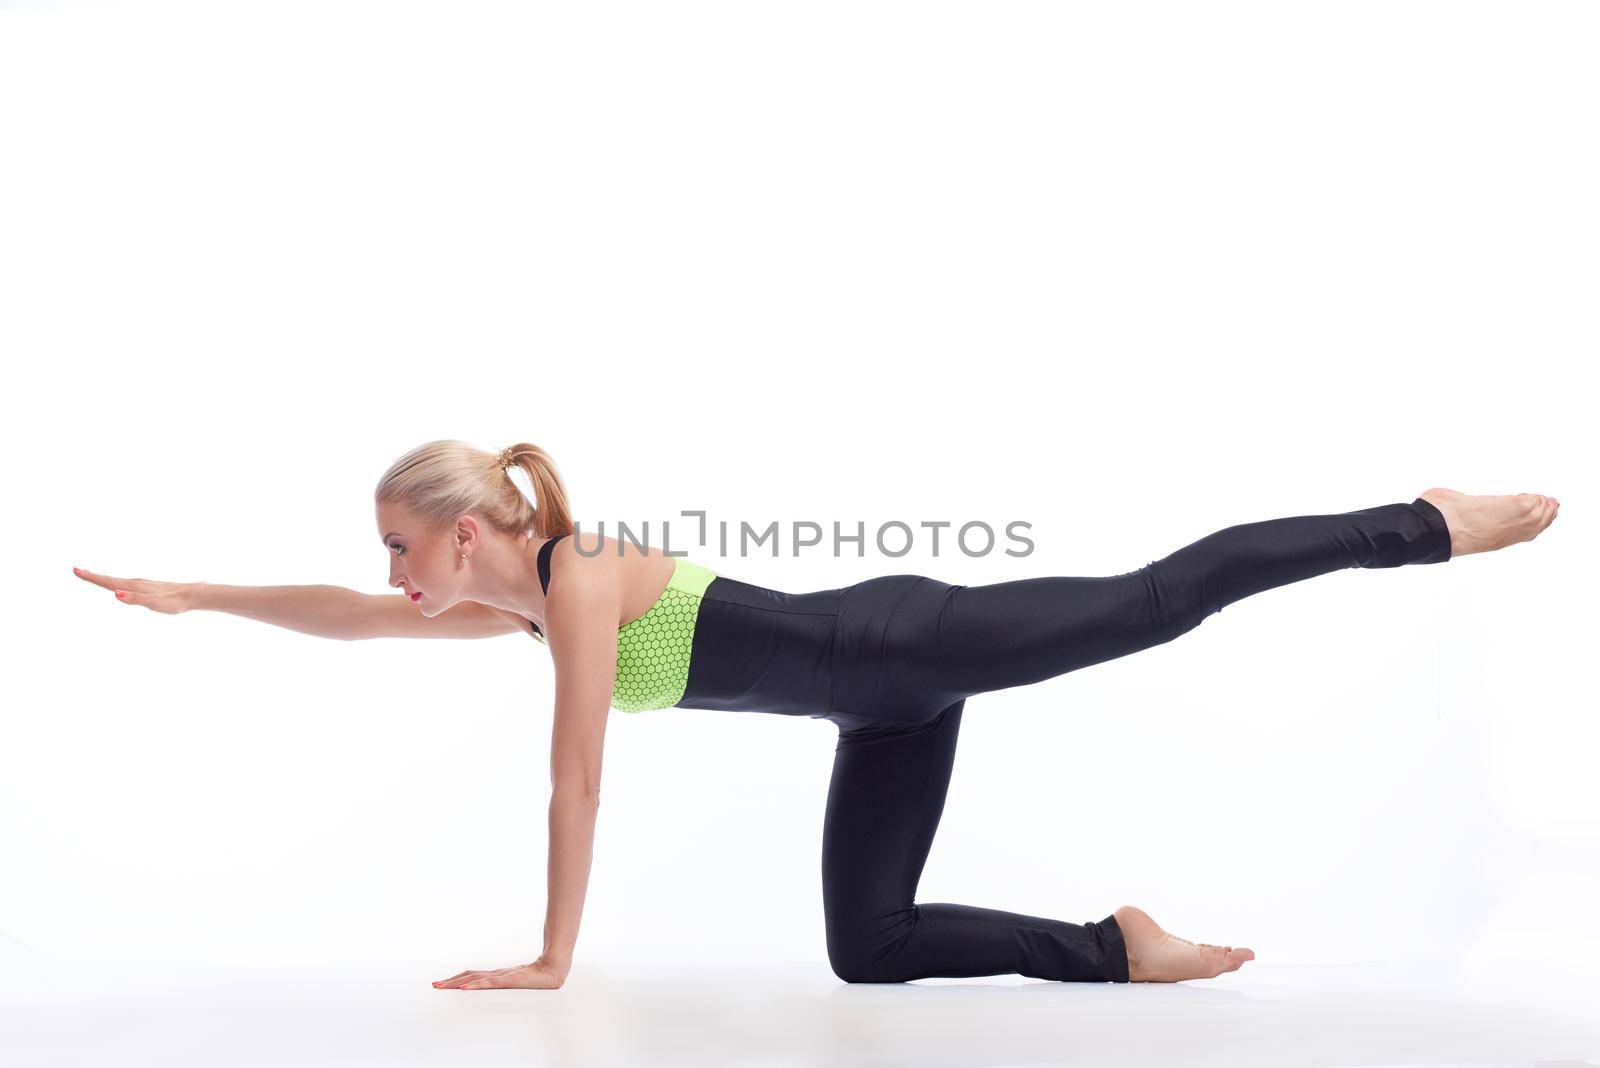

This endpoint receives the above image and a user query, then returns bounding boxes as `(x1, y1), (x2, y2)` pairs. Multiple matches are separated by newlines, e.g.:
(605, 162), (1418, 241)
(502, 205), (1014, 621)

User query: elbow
(553, 783), (601, 806)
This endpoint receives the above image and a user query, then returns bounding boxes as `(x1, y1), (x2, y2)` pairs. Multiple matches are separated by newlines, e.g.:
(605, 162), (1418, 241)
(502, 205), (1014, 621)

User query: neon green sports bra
(530, 535), (718, 713)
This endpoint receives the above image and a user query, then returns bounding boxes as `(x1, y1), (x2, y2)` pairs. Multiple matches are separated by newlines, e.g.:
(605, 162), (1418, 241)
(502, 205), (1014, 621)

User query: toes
(1209, 946), (1255, 975)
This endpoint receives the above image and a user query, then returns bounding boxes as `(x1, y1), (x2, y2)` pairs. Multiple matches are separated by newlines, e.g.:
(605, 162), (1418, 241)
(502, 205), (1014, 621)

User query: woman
(73, 441), (1561, 991)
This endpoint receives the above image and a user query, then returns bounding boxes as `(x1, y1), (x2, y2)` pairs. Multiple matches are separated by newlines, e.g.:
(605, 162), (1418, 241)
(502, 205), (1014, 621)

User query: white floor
(4, 953), (1598, 1067)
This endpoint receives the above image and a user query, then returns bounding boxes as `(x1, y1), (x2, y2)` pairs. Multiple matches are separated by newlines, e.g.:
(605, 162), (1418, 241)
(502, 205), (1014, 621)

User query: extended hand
(74, 567), (194, 615)
(433, 957), (568, 990)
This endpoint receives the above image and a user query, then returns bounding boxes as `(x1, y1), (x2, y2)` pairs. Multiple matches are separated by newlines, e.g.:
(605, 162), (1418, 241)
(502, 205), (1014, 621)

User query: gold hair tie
(496, 447), (515, 470)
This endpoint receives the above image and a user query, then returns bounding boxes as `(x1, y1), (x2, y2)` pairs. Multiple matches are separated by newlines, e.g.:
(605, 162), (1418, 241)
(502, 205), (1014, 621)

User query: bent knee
(828, 957), (900, 984)
(1135, 561), (1218, 633)
(827, 935), (891, 983)
(827, 938), (911, 984)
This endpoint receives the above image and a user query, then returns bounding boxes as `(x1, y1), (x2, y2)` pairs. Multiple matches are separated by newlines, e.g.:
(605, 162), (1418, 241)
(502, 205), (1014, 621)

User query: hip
(676, 572), (960, 726)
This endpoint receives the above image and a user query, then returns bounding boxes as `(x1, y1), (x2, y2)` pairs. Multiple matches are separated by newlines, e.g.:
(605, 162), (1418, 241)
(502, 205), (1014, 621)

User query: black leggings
(676, 497), (1453, 982)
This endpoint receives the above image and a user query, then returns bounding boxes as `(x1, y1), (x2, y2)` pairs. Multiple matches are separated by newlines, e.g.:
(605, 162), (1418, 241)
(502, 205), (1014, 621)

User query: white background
(2, 1), (1595, 1063)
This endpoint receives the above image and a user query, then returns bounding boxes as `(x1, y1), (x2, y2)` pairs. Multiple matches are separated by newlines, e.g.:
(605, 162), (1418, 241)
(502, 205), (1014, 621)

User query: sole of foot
(1114, 904), (1255, 982)
(1418, 487), (1560, 558)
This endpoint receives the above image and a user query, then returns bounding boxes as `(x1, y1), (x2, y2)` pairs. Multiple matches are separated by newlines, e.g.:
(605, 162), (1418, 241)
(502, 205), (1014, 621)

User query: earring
(460, 553), (467, 564)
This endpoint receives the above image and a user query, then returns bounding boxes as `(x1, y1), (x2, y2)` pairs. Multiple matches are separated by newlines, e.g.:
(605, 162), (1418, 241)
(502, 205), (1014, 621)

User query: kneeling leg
(821, 700), (1128, 983)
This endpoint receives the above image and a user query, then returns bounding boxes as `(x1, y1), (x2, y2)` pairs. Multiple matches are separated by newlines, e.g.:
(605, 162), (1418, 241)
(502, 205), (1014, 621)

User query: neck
(465, 534), (548, 623)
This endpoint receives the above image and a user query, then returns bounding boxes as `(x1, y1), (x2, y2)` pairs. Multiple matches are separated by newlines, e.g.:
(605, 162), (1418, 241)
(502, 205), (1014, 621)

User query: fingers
(459, 969), (526, 990)
(434, 970), (479, 987)
(73, 567), (129, 592)
(75, 567), (149, 607)
(434, 965), (525, 989)
(435, 968), (504, 988)
(75, 567), (143, 603)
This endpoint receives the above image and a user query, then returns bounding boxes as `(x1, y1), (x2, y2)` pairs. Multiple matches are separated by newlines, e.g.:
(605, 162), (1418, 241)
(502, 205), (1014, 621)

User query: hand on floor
(433, 956), (568, 990)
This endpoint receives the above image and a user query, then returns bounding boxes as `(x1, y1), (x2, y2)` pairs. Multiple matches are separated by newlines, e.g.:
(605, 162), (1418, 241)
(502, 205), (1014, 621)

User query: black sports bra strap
(537, 533), (569, 597)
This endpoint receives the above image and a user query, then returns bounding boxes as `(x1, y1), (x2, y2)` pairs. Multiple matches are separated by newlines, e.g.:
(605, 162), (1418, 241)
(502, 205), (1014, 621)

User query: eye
(391, 545), (405, 556)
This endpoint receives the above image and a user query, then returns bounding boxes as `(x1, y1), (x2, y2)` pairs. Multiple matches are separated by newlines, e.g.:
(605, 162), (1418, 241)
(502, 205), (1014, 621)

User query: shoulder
(561, 528), (609, 558)
(545, 528), (610, 584)
(556, 529), (665, 567)
(547, 536), (625, 624)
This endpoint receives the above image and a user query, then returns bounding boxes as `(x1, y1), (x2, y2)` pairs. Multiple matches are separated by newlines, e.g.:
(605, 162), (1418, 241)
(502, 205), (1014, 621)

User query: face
(377, 500), (479, 615)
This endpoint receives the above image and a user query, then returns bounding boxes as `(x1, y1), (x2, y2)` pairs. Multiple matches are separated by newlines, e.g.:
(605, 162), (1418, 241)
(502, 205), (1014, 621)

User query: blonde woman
(74, 440), (1560, 991)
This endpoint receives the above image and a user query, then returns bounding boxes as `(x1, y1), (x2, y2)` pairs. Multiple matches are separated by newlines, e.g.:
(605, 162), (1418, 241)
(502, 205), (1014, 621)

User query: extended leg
(897, 497), (1453, 702)
(821, 700), (1128, 983)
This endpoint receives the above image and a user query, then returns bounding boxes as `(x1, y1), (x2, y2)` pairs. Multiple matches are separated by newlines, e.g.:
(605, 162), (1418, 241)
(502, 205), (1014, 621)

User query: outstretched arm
(74, 567), (527, 640)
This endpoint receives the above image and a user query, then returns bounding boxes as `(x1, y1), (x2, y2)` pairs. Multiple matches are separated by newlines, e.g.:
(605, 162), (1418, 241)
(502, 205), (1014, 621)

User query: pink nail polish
(116, 591), (125, 599)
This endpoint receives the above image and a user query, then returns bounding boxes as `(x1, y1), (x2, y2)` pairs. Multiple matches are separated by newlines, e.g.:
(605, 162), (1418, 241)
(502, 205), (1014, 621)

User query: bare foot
(1418, 487), (1560, 558)
(1114, 905), (1255, 982)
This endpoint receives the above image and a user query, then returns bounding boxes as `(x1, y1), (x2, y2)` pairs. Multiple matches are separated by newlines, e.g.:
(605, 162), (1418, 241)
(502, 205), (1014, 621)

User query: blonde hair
(374, 440), (574, 540)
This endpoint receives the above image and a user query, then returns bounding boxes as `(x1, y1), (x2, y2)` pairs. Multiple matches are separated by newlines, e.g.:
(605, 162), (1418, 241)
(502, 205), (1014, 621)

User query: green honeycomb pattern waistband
(611, 557), (717, 713)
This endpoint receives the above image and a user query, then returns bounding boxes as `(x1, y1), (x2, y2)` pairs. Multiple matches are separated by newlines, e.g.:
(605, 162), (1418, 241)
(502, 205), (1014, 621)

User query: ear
(455, 513), (486, 554)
